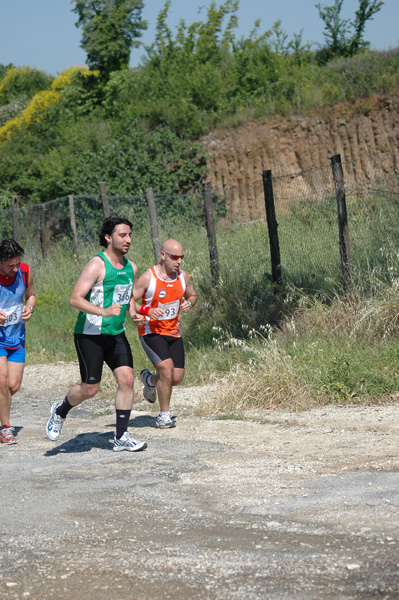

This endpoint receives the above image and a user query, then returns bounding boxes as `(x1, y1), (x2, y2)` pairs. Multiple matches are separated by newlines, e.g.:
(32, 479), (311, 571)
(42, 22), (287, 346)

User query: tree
(315, 0), (384, 62)
(350, 0), (384, 54)
(72, 0), (147, 82)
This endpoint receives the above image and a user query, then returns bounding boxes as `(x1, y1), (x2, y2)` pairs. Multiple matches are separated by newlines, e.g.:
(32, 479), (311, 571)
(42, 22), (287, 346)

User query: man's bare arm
(133, 270), (164, 320)
(128, 261), (144, 324)
(69, 257), (121, 317)
(181, 271), (197, 313)
(22, 268), (36, 321)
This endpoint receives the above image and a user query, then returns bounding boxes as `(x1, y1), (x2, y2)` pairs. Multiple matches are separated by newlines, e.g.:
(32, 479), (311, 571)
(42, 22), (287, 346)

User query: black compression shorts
(74, 332), (133, 384)
(140, 334), (185, 369)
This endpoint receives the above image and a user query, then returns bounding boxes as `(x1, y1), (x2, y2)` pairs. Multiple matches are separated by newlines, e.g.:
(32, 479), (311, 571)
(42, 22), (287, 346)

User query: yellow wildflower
(0, 67), (98, 143)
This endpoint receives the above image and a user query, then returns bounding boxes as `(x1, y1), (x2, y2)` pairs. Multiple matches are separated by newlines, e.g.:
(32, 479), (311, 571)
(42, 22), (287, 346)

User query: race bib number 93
(157, 300), (180, 321)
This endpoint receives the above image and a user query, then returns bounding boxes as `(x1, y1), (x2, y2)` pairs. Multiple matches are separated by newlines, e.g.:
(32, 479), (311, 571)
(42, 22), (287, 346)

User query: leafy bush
(32, 121), (207, 200)
(0, 67), (98, 144)
(320, 48), (399, 103)
(0, 66), (52, 107)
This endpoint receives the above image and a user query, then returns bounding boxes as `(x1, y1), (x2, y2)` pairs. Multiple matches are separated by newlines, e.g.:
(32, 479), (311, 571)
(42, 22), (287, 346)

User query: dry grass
(279, 293), (361, 339)
(197, 342), (327, 414)
(195, 288), (399, 415)
(353, 294), (399, 341)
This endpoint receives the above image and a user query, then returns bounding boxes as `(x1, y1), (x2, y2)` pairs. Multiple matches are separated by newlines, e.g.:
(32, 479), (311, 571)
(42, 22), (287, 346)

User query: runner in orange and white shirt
(134, 239), (197, 429)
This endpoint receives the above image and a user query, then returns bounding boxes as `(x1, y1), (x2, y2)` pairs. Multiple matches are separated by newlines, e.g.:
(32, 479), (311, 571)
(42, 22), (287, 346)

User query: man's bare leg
(152, 360), (185, 427)
(113, 366), (134, 410)
(0, 358), (24, 427)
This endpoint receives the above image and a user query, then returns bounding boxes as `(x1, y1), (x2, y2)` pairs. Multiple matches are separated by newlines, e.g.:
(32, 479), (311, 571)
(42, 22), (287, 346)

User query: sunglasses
(164, 252), (184, 260)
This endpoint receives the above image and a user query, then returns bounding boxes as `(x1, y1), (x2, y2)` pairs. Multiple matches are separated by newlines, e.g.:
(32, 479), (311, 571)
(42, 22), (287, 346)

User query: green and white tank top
(74, 252), (134, 336)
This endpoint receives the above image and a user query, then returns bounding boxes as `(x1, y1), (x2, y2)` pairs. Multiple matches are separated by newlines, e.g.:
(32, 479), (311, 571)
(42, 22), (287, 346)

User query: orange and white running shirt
(138, 266), (186, 338)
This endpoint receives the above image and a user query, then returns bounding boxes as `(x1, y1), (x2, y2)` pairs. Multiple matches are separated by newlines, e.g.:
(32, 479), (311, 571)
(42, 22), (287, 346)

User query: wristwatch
(186, 300), (192, 309)
(26, 305), (34, 313)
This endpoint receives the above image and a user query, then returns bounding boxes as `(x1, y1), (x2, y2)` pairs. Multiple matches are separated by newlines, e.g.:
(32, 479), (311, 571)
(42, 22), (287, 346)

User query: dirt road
(1, 363), (399, 599)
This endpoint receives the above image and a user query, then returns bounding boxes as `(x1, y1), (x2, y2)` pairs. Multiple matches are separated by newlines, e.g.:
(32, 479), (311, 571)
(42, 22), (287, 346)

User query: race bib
(157, 300), (180, 321)
(3, 304), (23, 327)
(113, 284), (132, 306)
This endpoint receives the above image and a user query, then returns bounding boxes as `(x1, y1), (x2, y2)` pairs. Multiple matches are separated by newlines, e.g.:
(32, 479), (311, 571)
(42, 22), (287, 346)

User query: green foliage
(32, 121), (207, 201)
(0, 114), (207, 204)
(191, 285), (399, 411)
(101, 0), (389, 136)
(103, 0), (293, 135)
(0, 129), (59, 202)
(72, 0), (147, 82)
(0, 64), (13, 79)
(319, 48), (399, 102)
(58, 69), (103, 117)
(0, 66), (52, 107)
(0, 66), (53, 129)
(285, 336), (398, 402)
(0, 0), (395, 205)
(101, 0), (242, 135)
(315, 0), (384, 63)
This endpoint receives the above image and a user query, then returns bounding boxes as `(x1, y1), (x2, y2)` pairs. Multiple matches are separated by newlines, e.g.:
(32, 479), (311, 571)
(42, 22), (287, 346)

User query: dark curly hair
(99, 217), (132, 248)
(0, 239), (24, 263)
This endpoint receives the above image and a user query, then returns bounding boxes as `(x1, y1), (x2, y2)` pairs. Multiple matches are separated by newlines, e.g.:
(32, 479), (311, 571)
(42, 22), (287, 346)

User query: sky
(1, 0), (399, 76)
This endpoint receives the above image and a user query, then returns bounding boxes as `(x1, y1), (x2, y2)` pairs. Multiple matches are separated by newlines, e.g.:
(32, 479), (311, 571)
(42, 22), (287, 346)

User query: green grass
(215, 413), (247, 421)
(21, 190), (399, 412)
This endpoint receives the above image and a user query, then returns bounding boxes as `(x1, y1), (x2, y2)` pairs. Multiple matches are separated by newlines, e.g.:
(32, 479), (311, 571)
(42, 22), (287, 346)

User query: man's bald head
(161, 239), (183, 256)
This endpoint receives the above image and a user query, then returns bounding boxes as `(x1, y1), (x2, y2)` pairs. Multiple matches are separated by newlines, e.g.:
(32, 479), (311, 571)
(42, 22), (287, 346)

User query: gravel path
(1, 362), (399, 599)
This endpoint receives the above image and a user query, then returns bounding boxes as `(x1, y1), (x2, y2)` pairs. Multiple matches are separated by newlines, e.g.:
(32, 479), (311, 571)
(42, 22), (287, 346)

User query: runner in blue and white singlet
(0, 239), (36, 445)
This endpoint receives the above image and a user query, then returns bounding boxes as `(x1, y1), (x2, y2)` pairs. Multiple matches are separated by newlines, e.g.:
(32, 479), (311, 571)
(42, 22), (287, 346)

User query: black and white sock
(116, 409), (131, 439)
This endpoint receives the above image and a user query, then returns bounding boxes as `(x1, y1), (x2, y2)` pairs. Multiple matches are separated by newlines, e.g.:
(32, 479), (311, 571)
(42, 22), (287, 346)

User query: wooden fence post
(12, 195), (19, 242)
(204, 182), (220, 285)
(40, 204), (47, 258)
(100, 182), (110, 219)
(262, 170), (282, 293)
(330, 154), (352, 292)
(68, 195), (79, 261)
(145, 187), (161, 263)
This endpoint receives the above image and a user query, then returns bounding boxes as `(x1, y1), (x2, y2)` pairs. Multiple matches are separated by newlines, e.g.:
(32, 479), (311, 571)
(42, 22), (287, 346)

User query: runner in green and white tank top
(74, 252), (134, 336)
(45, 217), (147, 453)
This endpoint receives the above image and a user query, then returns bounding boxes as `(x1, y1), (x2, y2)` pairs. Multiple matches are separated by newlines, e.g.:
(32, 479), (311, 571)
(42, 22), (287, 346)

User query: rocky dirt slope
(202, 95), (399, 192)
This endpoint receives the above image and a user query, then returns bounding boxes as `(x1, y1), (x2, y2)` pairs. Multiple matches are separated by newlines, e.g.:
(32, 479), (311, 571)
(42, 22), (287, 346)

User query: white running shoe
(46, 402), (65, 441)
(140, 369), (157, 403)
(156, 413), (176, 429)
(113, 431), (147, 452)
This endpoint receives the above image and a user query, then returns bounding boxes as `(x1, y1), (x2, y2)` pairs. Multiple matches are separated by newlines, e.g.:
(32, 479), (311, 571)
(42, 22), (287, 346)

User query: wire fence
(215, 152), (399, 293)
(1, 152), (399, 296)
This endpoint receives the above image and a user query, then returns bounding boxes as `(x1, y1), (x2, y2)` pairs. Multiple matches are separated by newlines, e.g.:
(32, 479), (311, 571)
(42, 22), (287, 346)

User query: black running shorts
(140, 334), (185, 369)
(74, 332), (133, 384)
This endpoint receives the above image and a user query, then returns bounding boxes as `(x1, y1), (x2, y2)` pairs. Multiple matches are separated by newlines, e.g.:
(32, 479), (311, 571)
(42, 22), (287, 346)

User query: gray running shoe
(140, 368), (157, 403)
(46, 402), (65, 441)
(0, 426), (17, 445)
(113, 431), (147, 452)
(156, 413), (176, 429)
